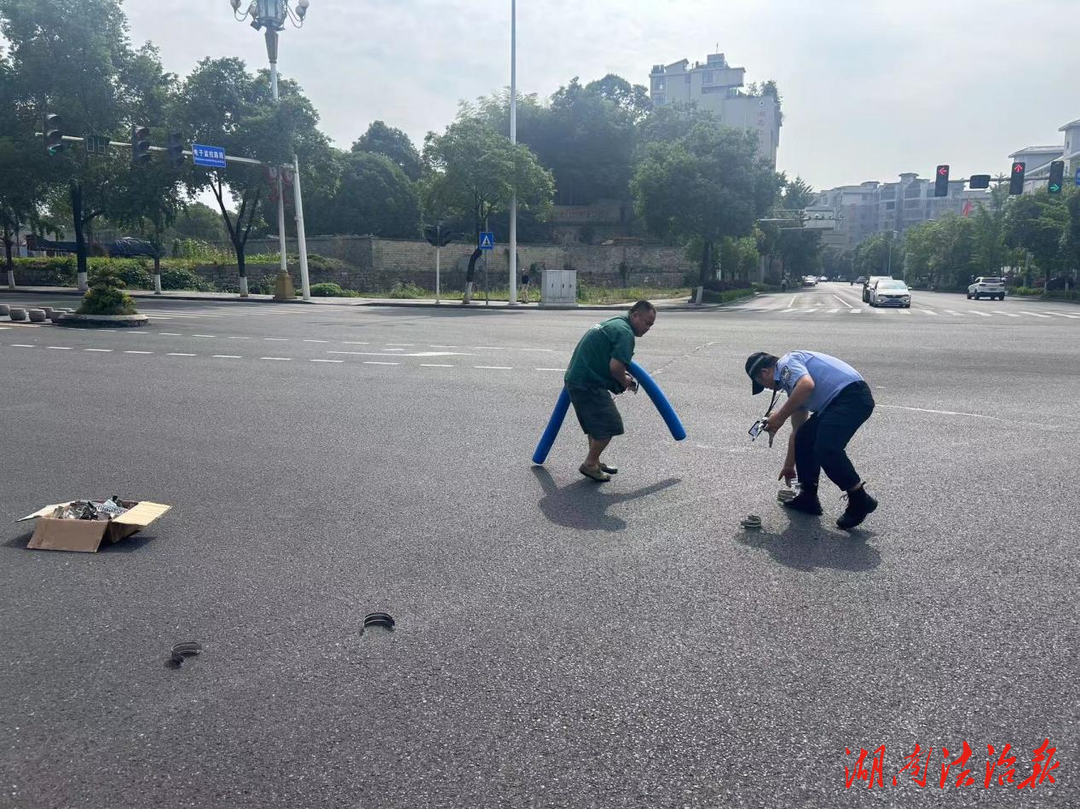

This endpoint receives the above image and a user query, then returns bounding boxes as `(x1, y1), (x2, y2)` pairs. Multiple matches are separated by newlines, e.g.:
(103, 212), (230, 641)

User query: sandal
(579, 464), (611, 482)
(599, 462), (618, 475)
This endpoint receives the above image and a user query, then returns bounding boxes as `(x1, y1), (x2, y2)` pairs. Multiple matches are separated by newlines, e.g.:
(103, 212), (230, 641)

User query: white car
(869, 279), (911, 308)
(818, 275), (828, 283)
(967, 277), (1005, 301)
(802, 275), (818, 287)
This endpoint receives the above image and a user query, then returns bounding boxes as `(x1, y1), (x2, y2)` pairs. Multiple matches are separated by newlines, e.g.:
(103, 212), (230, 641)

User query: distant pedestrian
(745, 350), (878, 529)
(520, 270), (530, 303)
(564, 301), (657, 481)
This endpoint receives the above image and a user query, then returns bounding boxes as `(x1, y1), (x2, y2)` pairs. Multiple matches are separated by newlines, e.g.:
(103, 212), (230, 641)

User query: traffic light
(934, 165), (949, 197)
(43, 114), (64, 155)
(1048, 160), (1065, 194)
(424, 225), (457, 247)
(166, 132), (185, 170)
(131, 125), (151, 166)
(1009, 161), (1026, 195)
(968, 174), (991, 190)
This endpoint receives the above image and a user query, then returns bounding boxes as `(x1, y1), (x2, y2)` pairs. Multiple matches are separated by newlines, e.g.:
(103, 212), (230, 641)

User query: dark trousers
(794, 382), (874, 493)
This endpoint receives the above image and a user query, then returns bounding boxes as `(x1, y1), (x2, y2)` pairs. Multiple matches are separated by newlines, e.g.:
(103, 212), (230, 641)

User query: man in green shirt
(564, 300), (657, 481)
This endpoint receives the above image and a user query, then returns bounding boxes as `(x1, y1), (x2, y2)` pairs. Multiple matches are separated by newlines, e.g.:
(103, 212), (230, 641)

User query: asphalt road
(1, 285), (1077, 808)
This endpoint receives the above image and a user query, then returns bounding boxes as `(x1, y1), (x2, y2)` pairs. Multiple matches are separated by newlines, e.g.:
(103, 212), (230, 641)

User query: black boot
(837, 485), (877, 530)
(782, 487), (823, 516)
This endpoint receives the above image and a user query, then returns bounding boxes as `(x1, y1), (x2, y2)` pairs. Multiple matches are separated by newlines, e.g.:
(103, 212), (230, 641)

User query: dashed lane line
(47, 346), (72, 350)
(311, 359), (343, 363)
(84, 348), (112, 352)
(363, 361), (399, 365)
(259, 356), (292, 361)
(992, 311), (1020, 318)
(167, 353), (197, 357)
(420, 363), (454, 368)
(124, 350), (153, 355)
(212, 355), (242, 359)
(476, 365), (512, 370)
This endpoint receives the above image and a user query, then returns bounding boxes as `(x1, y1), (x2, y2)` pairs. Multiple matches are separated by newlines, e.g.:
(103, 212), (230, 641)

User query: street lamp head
(230, 0), (242, 10)
(296, 0), (309, 20)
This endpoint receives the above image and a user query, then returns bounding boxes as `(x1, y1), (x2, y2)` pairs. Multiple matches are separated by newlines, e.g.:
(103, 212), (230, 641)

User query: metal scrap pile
(49, 497), (129, 521)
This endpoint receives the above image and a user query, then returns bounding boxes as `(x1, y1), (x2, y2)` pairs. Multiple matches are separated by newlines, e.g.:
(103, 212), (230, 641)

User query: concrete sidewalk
(1, 285), (745, 311)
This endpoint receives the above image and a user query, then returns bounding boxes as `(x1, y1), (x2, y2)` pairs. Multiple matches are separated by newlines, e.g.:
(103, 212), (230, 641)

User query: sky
(120, 0), (1078, 193)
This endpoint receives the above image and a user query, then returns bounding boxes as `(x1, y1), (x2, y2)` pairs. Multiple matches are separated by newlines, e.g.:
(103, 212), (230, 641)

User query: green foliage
(387, 281), (426, 299)
(422, 117), (555, 232)
(330, 151), (421, 238)
(159, 266), (214, 291)
(352, 121), (422, 181)
(632, 123), (779, 286)
(701, 287), (756, 304)
(1005, 190), (1070, 279)
(310, 282), (344, 296)
(77, 265), (137, 315)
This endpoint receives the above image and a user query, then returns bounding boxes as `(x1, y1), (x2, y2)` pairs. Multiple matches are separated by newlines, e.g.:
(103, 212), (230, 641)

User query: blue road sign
(479, 232), (495, 250)
(1076, 167), (1080, 187)
(192, 143), (226, 169)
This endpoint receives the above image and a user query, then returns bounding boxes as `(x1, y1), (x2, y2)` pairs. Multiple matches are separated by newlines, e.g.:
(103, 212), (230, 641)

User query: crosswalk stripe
(1018, 311), (1051, 319)
(992, 311), (1020, 318)
(969, 311), (992, 317)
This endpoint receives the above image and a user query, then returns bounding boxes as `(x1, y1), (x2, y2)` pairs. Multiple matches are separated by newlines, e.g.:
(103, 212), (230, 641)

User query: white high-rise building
(648, 52), (781, 165)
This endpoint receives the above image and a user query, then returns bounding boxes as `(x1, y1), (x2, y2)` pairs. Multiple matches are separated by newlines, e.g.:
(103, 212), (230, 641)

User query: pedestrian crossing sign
(479, 232), (494, 250)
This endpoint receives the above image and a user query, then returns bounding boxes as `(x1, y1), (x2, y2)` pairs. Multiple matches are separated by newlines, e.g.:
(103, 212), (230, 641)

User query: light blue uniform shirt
(774, 351), (864, 413)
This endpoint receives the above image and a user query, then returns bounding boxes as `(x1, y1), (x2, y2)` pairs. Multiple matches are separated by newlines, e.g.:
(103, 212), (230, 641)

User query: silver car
(869, 279), (911, 308)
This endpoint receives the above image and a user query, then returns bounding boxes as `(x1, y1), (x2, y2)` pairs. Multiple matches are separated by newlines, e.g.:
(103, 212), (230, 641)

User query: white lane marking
(536, 368), (567, 372)
(919, 309), (938, 315)
(227, 336), (251, 340)
(474, 346), (507, 350)
(430, 344), (458, 348)
(47, 346), (73, 350)
(992, 310), (1020, 318)
(968, 310), (992, 317)
(420, 363), (454, 367)
(263, 337), (289, 341)
(193, 334), (217, 338)
(943, 310), (965, 316)
(383, 348), (406, 352)
(521, 348), (556, 353)
(311, 359), (343, 363)
(781, 308), (797, 313)
(1018, 311), (1051, 319)
(386, 343), (414, 346)
(788, 295), (797, 308)
(212, 354), (242, 359)
(343, 341), (370, 345)
(259, 356), (291, 361)
(878, 404), (1056, 428)
(99, 329), (116, 332)
(826, 308), (840, 314)
(849, 309), (861, 314)
(11, 344), (35, 347)
(303, 339), (329, 343)
(1046, 311), (1080, 319)
(84, 348), (112, 352)
(872, 307), (887, 314)
(159, 332), (182, 336)
(832, 295), (854, 309)
(167, 353), (197, 357)
(898, 310), (912, 315)
(124, 350), (153, 354)
(476, 365), (513, 370)
(363, 361), (399, 365)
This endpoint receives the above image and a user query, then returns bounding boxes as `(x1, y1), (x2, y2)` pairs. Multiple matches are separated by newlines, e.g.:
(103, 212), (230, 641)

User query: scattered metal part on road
(740, 515), (762, 530)
(167, 641), (202, 668)
(777, 489), (796, 503)
(362, 613), (395, 635)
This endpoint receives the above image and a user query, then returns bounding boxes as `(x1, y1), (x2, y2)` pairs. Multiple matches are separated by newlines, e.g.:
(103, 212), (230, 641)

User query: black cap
(745, 352), (775, 395)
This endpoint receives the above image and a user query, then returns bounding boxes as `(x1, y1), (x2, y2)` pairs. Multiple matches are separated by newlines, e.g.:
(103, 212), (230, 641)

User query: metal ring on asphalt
(362, 612), (395, 634)
(168, 641), (202, 668)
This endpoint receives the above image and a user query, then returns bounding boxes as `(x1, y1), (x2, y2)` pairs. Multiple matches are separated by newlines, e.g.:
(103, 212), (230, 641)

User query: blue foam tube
(531, 386), (571, 464)
(629, 360), (687, 441)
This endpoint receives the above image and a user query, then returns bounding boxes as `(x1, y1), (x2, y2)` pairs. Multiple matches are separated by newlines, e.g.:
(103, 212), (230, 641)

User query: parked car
(967, 277), (1005, 300)
(802, 275), (818, 287)
(818, 275), (828, 283)
(869, 279), (912, 308)
(862, 275), (892, 302)
(853, 276), (866, 287)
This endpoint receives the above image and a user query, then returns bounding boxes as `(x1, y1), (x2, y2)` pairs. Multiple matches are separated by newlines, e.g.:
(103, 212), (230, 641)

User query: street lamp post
(229, 0), (310, 300)
(507, 0), (518, 306)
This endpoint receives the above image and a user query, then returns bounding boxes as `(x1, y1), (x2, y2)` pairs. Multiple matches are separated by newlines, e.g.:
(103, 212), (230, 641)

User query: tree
(331, 151), (420, 238)
(632, 123), (779, 292)
(168, 202), (229, 244)
(776, 177), (823, 276)
(1005, 191), (1069, 285)
(422, 116), (554, 301)
(352, 121), (421, 181)
(174, 58), (327, 294)
(1064, 188), (1080, 286)
(854, 232), (903, 279)
(584, 74), (652, 123)
(971, 183), (1008, 277)
(0, 0), (134, 290)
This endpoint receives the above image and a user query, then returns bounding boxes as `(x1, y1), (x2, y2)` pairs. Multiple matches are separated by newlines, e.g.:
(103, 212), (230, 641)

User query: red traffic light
(1013, 162), (1024, 173)
(937, 165), (949, 176)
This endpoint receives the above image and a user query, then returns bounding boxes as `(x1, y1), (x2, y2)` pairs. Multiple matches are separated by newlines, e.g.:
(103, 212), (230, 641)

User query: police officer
(745, 350), (877, 529)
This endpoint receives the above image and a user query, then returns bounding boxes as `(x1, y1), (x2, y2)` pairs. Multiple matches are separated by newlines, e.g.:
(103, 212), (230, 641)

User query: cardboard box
(17, 500), (171, 553)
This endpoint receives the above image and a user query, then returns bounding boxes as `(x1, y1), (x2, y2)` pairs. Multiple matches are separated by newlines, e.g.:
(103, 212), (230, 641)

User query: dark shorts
(567, 385), (624, 440)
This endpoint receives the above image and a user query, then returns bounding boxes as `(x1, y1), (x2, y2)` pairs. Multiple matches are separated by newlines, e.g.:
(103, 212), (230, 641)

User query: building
(815, 174), (992, 254)
(648, 52), (781, 165)
(1007, 118), (1080, 193)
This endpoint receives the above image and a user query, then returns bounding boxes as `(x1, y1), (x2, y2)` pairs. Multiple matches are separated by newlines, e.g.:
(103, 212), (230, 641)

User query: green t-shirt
(564, 315), (636, 391)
